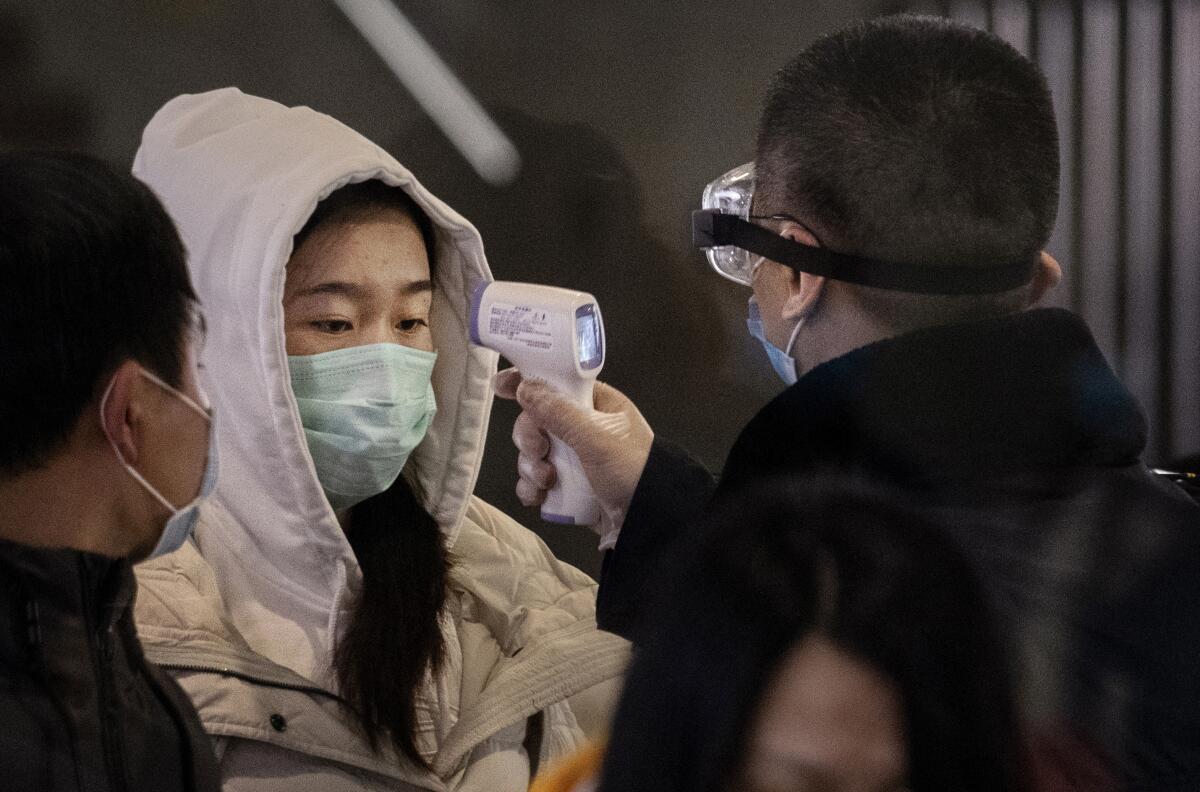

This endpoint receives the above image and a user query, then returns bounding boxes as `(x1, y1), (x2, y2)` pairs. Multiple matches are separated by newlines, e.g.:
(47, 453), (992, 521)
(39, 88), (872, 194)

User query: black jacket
(598, 308), (1200, 790)
(0, 538), (220, 792)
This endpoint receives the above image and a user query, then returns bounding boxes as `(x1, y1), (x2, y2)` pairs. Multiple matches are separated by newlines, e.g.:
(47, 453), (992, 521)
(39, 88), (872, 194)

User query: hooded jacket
(128, 88), (628, 792)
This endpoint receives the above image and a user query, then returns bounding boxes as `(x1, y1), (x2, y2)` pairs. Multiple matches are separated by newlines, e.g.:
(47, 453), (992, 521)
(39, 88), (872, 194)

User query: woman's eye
(397, 319), (428, 333)
(312, 319), (352, 333)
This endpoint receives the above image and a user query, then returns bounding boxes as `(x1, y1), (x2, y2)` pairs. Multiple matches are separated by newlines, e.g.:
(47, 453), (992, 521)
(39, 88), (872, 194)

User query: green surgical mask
(288, 343), (437, 512)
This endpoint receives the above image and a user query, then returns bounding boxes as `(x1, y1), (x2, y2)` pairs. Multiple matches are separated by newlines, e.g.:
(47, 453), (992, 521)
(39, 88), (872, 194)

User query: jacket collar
(0, 538), (133, 624)
(722, 308), (1146, 491)
(0, 538), (134, 668)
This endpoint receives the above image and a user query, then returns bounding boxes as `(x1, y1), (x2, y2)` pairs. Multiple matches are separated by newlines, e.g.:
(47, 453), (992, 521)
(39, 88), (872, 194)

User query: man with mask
(0, 151), (219, 791)
(499, 15), (1200, 790)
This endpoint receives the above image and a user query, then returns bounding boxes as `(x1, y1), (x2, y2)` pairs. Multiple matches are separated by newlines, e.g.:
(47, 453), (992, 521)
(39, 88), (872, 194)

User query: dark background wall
(3, 1), (1196, 577)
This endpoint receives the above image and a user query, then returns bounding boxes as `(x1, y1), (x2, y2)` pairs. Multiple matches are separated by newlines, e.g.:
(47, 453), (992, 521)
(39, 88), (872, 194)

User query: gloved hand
(494, 368), (653, 545)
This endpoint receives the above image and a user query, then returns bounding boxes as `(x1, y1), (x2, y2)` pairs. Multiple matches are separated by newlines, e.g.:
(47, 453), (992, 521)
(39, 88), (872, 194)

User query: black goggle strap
(692, 210), (1037, 296)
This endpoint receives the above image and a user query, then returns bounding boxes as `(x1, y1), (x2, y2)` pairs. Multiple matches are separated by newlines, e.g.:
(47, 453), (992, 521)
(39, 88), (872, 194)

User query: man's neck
(0, 455), (130, 558)
(795, 298), (897, 377)
(796, 284), (1017, 377)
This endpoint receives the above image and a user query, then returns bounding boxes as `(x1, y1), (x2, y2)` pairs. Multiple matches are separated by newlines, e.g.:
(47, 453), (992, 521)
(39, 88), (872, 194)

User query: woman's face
(283, 209), (433, 356)
(732, 635), (908, 792)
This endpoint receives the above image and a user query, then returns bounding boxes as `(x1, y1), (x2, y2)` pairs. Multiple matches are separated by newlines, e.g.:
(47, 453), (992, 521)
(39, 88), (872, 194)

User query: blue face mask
(101, 368), (218, 559)
(288, 343), (438, 513)
(747, 296), (802, 386)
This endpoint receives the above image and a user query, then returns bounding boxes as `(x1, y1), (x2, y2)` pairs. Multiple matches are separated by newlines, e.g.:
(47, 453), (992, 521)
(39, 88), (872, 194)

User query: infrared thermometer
(470, 281), (605, 526)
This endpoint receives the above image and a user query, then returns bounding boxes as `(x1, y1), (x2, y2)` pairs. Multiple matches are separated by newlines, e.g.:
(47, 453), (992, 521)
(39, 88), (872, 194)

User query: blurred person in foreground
(129, 89), (627, 792)
(579, 478), (1101, 792)
(0, 151), (218, 790)
(500, 15), (1200, 789)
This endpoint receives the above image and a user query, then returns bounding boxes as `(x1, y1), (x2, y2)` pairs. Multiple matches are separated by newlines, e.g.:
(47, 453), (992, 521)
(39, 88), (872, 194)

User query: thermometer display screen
(575, 304), (604, 370)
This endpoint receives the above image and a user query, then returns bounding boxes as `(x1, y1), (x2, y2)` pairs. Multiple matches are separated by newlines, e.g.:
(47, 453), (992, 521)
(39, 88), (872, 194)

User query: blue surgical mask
(101, 368), (218, 559)
(288, 343), (438, 513)
(747, 296), (802, 386)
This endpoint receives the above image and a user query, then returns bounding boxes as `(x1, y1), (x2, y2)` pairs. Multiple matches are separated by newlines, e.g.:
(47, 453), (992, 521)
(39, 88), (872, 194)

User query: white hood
(133, 88), (499, 682)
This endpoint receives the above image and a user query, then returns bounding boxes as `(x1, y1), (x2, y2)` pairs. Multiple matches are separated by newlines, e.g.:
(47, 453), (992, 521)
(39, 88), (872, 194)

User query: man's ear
(1027, 251), (1063, 306)
(779, 223), (825, 321)
(99, 360), (147, 466)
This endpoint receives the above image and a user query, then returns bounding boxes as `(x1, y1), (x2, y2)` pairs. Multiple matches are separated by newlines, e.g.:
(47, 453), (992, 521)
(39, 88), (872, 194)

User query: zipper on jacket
(154, 660), (341, 700)
(80, 559), (129, 792)
(23, 593), (91, 792)
(25, 599), (41, 648)
(103, 623), (131, 791)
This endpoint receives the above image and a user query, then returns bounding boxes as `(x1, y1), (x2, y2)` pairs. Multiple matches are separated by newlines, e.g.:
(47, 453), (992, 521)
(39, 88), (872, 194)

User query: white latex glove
(494, 368), (653, 546)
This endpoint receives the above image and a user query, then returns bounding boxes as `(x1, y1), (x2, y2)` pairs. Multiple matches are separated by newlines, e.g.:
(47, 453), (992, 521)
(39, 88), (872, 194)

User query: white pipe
(332, 0), (522, 186)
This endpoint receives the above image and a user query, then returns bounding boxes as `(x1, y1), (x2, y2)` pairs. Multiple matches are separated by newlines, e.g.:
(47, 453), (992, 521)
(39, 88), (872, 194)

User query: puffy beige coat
(131, 89), (628, 791)
(135, 499), (625, 791)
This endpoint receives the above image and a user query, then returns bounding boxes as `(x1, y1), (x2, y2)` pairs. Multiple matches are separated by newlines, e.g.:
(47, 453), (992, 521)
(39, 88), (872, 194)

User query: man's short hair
(0, 151), (196, 475)
(755, 15), (1059, 321)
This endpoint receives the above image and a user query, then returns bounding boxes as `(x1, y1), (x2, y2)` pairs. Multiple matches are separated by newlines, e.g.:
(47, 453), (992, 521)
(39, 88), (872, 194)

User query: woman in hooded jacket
(589, 475), (1112, 792)
(130, 88), (628, 792)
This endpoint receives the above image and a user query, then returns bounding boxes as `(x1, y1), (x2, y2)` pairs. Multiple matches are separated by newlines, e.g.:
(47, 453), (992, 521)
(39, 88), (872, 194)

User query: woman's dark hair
(293, 180), (447, 769)
(295, 178), (435, 257)
(598, 475), (1029, 792)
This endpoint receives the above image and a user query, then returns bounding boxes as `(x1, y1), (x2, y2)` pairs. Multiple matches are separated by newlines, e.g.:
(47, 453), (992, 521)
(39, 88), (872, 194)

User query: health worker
(500, 15), (1200, 790)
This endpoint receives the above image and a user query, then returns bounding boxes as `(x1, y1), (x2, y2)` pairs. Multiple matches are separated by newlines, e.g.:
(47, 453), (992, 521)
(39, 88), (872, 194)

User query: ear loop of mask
(99, 368), (211, 514)
(782, 313), (806, 372)
(749, 254), (806, 343)
(749, 254), (809, 383)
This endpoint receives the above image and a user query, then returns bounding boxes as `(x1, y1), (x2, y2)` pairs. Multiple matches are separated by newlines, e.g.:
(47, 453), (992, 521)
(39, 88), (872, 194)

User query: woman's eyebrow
(294, 281), (370, 299)
(291, 279), (432, 299)
(398, 279), (433, 296)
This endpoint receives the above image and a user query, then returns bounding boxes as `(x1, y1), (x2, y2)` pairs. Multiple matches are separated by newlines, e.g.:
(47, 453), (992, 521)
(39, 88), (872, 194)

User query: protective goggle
(696, 161), (760, 286)
(692, 162), (1038, 295)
